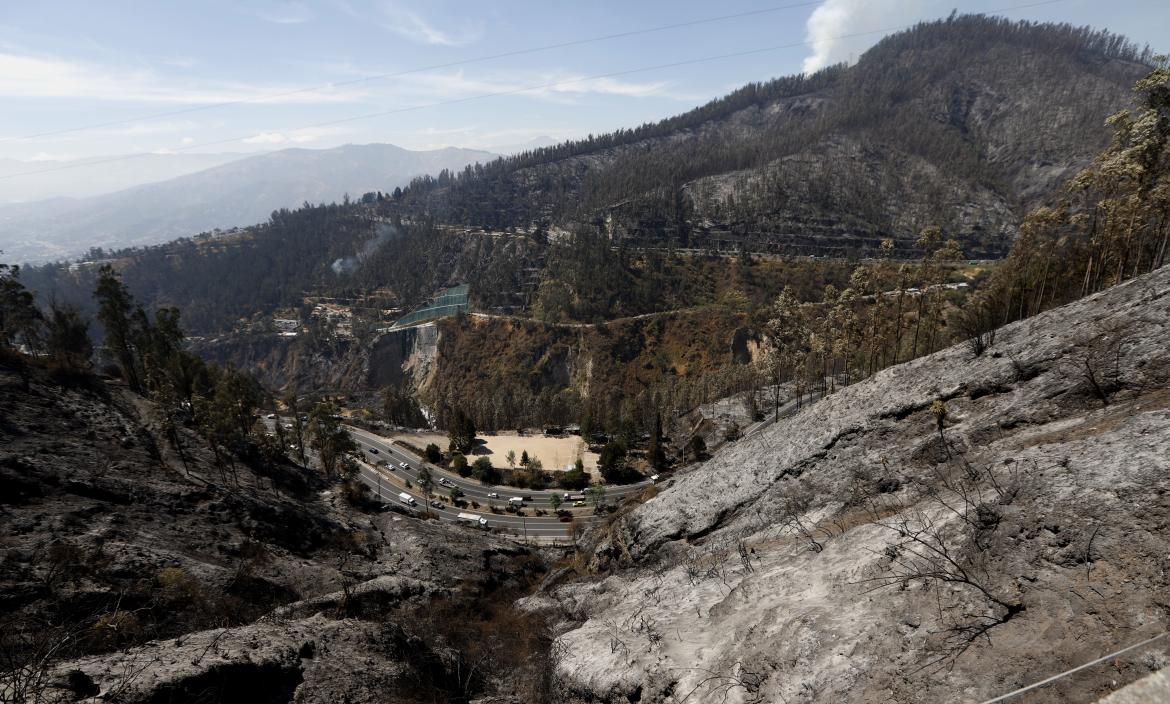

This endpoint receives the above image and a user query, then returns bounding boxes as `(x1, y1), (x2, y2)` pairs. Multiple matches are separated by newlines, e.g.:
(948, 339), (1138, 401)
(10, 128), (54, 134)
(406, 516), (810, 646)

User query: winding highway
(267, 389), (821, 542)
(346, 426), (652, 541)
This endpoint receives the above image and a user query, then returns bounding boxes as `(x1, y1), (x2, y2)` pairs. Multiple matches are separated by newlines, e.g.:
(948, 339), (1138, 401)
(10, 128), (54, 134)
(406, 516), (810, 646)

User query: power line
(0, 1), (827, 144)
(0, 0), (1069, 182)
(978, 632), (1169, 703)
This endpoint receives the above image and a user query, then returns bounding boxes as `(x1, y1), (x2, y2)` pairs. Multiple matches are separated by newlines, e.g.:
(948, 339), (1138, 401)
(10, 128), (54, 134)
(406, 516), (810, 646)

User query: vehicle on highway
(508, 497), (524, 506)
(265, 413), (276, 419)
(399, 462), (409, 469)
(487, 492), (499, 498)
(567, 494), (586, 502)
(573, 500), (586, 507)
(438, 477), (454, 487)
(368, 448), (379, 454)
(430, 500), (443, 509)
(398, 492), (417, 507)
(457, 512), (489, 527)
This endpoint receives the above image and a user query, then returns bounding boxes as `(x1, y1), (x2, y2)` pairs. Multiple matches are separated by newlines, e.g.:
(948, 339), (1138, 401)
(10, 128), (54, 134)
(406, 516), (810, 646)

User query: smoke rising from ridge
(331, 222), (399, 275)
(802, 0), (929, 74)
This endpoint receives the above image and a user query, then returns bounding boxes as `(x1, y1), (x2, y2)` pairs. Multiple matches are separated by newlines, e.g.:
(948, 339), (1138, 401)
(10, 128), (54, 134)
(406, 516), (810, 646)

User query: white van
(508, 497), (524, 506)
(398, 492), (417, 507)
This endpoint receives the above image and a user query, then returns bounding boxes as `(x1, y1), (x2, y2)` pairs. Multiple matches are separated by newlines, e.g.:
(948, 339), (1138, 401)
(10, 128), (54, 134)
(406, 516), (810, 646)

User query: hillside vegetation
(388, 16), (1152, 254)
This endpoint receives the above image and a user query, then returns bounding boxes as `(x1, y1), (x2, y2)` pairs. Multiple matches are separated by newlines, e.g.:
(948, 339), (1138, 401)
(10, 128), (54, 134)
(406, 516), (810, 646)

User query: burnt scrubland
(0, 363), (557, 703)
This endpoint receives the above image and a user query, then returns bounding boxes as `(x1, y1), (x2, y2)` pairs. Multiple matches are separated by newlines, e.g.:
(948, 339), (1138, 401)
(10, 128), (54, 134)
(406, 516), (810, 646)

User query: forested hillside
(386, 15), (1153, 255)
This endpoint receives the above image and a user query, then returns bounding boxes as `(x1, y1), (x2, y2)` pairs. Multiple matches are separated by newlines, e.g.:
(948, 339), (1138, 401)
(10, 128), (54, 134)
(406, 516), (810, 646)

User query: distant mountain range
(0, 143), (496, 263)
(0, 152), (246, 205)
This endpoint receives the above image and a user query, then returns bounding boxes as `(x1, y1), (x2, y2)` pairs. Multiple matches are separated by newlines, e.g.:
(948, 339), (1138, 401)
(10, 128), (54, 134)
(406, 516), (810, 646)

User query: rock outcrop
(539, 266), (1170, 703)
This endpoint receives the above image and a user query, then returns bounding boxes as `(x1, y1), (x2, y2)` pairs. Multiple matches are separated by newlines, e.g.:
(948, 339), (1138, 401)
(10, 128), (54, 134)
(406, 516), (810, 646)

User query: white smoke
(331, 222), (399, 276)
(801, 0), (931, 74)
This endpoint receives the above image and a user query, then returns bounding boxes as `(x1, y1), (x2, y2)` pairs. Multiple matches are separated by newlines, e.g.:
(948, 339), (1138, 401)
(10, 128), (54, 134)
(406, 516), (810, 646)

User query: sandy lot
(390, 431), (598, 471)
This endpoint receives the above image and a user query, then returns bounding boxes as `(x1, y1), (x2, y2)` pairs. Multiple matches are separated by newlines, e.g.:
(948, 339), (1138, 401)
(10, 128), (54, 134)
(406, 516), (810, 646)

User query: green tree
(93, 265), (143, 391)
(472, 456), (493, 481)
(647, 414), (667, 470)
(425, 443), (442, 463)
(598, 442), (627, 482)
(285, 395), (307, 465)
(43, 302), (92, 373)
(550, 493), (562, 511)
(505, 449), (517, 468)
(585, 484), (607, 509)
(447, 407), (476, 454)
(0, 263), (42, 353)
(195, 370), (255, 475)
(452, 453), (471, 477)
(764, 286), (807, 414)
(527, 457), (545, 490)
(417, 465), (435, 515)
(309, 402), (356, 477)
(687, 435), (707, 461)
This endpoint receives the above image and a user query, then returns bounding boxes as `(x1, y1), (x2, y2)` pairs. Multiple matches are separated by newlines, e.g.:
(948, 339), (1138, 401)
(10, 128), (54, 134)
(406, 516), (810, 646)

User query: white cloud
(547, 76), (675, 99)
(801, 0), (929, 74)
(254, 1), (314, 24)
(242, 127), (347, 144)
(378, 3), (482, 46)
(389, 69), (683, 104)
(0, 51), (366, 105)
(25, 151), (76, 162)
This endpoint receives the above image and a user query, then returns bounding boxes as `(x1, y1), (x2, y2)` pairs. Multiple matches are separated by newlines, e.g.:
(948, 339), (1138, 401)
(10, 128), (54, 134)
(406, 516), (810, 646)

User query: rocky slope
(0, 369), (551, 702)
(532, 265), (1170, 702)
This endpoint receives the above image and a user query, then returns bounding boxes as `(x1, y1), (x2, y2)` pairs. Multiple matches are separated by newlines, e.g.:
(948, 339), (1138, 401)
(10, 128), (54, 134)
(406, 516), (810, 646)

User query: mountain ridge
(387, 15), (1154, 257)
(0, 143), (497, 264)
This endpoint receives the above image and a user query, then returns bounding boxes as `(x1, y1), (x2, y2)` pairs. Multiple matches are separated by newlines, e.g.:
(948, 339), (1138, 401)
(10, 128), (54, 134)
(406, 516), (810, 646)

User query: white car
(399, 462), (409, 469)
(439, 478), (454, 487)
(487, 492), (499, 499)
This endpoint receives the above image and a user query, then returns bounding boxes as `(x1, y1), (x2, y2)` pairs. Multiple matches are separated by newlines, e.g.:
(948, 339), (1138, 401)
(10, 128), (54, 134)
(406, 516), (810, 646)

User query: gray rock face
(542, 267), (1170, 703)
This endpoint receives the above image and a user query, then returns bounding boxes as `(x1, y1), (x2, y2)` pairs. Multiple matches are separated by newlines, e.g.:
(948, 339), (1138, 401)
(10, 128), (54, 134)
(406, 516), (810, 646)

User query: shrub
(452, 453), (471, 477)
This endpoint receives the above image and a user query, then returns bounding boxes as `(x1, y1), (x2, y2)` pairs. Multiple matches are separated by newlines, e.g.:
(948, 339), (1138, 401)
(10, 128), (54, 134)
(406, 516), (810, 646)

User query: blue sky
(0, 0), (1167, 165)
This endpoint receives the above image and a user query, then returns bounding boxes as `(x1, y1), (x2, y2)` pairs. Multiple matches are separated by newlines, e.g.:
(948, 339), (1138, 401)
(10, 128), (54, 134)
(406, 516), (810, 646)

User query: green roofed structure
(390, 284), (470, 329)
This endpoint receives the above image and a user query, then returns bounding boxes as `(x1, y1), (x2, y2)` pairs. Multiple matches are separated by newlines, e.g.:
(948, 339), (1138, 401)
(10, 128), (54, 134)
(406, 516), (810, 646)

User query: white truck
(508, 497), (524, 506)
(398, 492), (417, 507)
(457, 512), (489, 528)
